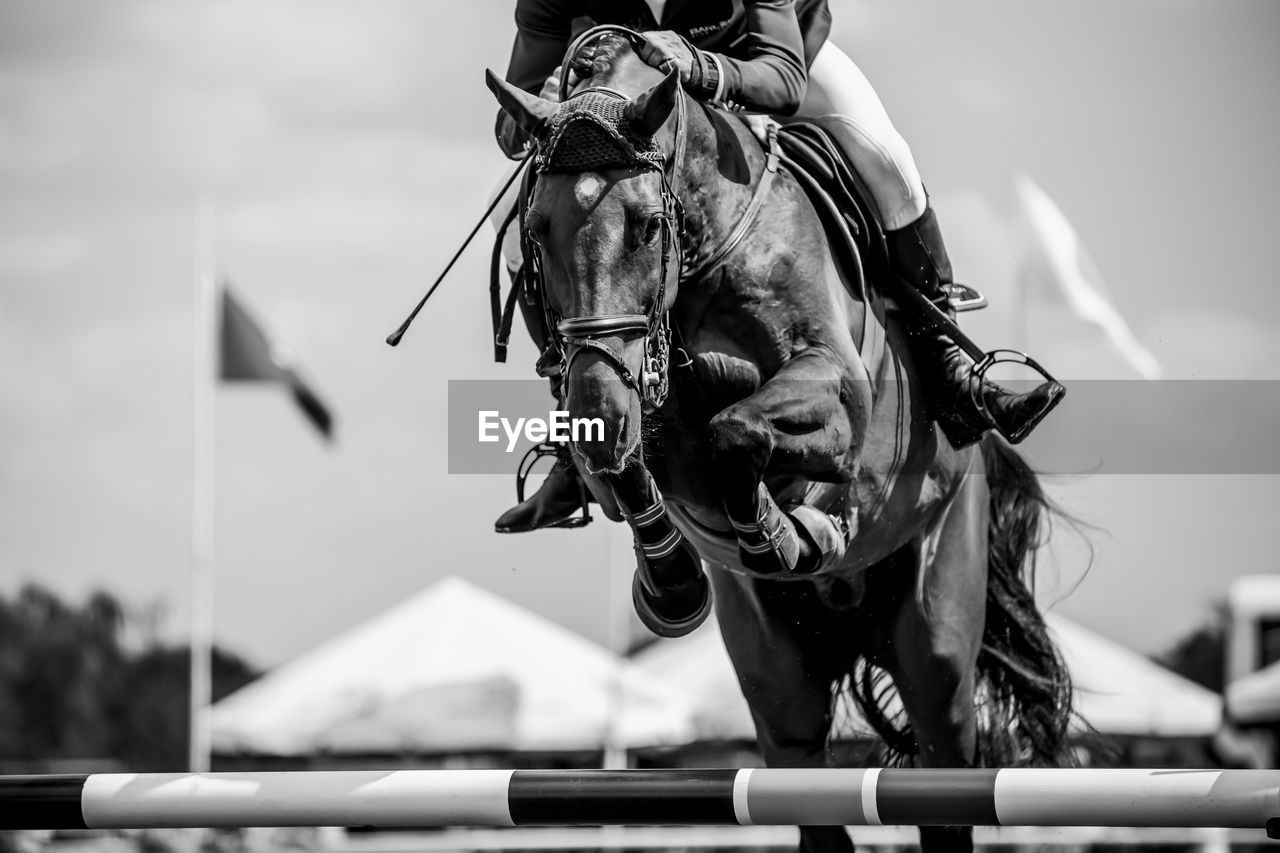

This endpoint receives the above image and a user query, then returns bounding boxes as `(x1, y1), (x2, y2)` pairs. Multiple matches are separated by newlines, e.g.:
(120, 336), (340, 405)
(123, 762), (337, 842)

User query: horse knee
(735, 668), (834, 757)
(909, 644), (972, 692)
(707, 405), (774, 476)
(898, 649), (979, 740)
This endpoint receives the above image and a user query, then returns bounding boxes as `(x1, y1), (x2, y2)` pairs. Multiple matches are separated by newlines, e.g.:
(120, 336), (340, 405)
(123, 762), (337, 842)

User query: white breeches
(491, 162), (527, 278)
(793, 41), (927, 231)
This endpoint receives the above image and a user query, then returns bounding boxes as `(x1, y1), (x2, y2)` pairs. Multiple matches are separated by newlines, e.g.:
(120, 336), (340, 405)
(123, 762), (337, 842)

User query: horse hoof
(631, 557), (712, 638)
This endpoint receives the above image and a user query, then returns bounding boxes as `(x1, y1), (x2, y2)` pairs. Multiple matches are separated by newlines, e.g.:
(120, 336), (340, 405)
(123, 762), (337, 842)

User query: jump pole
(3, 769), (1278, 835)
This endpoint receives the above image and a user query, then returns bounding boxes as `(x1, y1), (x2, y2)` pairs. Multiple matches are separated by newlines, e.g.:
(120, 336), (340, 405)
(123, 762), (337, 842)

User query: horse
(487, 27), (1073, 853)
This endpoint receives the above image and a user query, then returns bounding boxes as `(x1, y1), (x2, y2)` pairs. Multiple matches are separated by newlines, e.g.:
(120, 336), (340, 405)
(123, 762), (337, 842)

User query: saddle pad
(776, 120), (893, 390)
(777, 121), (893, 285)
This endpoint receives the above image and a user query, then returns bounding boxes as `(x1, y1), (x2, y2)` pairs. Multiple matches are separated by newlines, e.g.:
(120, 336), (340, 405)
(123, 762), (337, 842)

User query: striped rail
(2, 769), (1278, 835)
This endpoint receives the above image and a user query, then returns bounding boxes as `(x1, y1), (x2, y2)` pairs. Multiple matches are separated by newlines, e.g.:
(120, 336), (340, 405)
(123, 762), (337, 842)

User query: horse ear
(485, 69), (557, 139)
(623, 68), (680, 138)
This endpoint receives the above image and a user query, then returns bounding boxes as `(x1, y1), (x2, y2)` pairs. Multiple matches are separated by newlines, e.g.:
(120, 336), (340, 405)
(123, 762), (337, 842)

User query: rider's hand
(744, 114), (779, 146)
(638, 31), (695, 81)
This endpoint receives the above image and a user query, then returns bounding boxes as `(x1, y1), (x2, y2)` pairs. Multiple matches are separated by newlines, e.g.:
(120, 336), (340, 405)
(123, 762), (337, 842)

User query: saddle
(775, 118), (986, 314)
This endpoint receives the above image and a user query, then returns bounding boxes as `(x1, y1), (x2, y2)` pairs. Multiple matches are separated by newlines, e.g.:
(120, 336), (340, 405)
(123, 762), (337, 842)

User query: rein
(525, 25), (776, 410)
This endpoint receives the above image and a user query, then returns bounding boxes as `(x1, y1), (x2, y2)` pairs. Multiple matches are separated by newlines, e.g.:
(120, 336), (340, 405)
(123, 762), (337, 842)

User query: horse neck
(670, 98), (768, 276)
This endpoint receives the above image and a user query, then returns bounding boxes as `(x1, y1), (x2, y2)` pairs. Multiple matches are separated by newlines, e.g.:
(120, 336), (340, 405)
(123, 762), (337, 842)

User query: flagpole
(603, 526), (624, 770)
(602, 523), (633, 853)
(190, 200), (217, 773)
(1013, 253), (1028, 354)
(1012, 177), (1029, 353)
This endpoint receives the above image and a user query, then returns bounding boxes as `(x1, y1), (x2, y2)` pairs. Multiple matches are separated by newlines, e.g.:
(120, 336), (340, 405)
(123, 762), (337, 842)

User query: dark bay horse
(488, 28), (1072, 853)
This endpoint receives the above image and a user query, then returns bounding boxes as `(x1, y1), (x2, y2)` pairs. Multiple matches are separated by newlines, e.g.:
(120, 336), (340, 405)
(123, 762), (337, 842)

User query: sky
(1, 0), (1278, 670)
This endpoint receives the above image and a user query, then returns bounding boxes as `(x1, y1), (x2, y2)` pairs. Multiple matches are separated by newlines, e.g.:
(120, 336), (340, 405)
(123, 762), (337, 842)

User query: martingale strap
(681, 121), (778, 283)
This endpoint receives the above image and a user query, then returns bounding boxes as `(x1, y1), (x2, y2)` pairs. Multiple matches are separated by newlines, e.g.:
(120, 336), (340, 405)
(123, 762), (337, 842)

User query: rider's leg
(794, 41), (926, 230)
(492, 371), (591, 534)
(489, 185), (592, 533)
(795, 42), (1063, 447)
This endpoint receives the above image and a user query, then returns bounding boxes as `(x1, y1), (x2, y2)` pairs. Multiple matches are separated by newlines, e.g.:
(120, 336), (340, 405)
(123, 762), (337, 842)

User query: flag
(219, 284), (334, 438)
(1015, 173), (1162, 379)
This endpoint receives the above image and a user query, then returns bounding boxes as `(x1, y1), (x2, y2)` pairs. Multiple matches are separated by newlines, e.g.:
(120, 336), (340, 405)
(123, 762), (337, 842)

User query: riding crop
(386, 156), (532, 347)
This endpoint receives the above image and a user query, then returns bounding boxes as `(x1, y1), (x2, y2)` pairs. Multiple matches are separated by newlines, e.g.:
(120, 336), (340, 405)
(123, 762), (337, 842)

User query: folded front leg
(706, 347), (870, 575)
(608, 462), (711, 638)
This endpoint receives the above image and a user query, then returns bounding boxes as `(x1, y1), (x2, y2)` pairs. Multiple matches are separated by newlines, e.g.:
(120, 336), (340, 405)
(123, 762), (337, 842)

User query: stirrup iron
(514, 442), (592, 529)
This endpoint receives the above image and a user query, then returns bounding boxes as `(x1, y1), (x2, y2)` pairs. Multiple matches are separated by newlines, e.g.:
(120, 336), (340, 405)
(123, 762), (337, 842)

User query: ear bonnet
(535, 89), (664, 173)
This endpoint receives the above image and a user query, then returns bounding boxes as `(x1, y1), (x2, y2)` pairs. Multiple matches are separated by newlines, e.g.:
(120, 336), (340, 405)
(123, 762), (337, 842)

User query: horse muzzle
(560, 331), (648, 473)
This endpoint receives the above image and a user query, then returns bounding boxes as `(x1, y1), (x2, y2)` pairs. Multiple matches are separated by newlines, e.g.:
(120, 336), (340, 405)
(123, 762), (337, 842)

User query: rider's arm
(699, 0), (809, 115)
(494, 0), (573, 159)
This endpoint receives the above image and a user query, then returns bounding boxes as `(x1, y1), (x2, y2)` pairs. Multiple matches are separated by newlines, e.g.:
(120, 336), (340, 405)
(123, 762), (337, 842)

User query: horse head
(487, 32), (683, 475)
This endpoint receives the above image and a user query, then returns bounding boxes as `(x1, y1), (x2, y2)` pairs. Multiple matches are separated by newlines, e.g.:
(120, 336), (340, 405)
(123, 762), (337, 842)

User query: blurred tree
(0, 586), (125, 760)
(0, 583), (258, 771)
(1155, 602), (1227, 693)
(112, 644), (258, 770)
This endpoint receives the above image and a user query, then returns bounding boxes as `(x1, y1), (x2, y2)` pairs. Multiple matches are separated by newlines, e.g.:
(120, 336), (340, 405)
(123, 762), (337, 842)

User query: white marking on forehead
(574, 173), (608, 207)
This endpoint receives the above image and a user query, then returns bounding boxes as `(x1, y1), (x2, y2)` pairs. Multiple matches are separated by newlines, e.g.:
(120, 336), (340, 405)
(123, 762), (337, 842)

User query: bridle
(523, 25), (772, 410)
(524, 27), (688, 408)
(531, 120), (683, 405)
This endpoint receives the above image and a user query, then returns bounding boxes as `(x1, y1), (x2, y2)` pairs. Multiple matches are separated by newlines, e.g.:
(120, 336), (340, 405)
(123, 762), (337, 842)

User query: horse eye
(641, 214), (664, 247)
(524, 212), (548, 242)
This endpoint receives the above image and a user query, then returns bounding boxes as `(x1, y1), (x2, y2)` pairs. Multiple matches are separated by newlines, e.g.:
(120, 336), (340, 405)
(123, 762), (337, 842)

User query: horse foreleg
(881, 472), (989, 853)
(606, 462), (711, 638)
(706, 347), (871, 575)
(709, 570), (858, 853)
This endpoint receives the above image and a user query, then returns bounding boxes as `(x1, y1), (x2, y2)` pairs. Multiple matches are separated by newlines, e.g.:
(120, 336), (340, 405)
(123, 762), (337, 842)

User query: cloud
(0, 232), (87, 279)
(1141, 309), (1280, 380)
(223, 192), (442, 258)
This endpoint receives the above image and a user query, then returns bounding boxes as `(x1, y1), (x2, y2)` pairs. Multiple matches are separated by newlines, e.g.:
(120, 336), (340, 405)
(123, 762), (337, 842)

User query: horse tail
(974, 433), (1075, 767)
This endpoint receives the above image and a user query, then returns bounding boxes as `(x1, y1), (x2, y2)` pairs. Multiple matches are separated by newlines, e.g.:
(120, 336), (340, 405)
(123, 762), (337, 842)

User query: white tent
(632, 613), (757, 741)
(634, 612), (1222, 741)
(212, 577), (695, 755)
(1051, 614), (1222, 737)
(1225, 574), (1280, 722)
(1227, 661), (1280, 725)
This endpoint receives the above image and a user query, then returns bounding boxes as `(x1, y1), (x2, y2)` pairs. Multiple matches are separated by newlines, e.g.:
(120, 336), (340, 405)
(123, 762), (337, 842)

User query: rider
(491, 0), (1064, 533)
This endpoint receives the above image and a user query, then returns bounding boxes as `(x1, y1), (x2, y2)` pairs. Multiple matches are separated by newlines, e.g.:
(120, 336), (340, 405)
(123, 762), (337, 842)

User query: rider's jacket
(496, 0), (832, 159)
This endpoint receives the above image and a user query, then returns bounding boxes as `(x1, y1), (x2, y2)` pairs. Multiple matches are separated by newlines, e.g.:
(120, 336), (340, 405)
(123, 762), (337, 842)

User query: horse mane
(566, 31), (634, 84)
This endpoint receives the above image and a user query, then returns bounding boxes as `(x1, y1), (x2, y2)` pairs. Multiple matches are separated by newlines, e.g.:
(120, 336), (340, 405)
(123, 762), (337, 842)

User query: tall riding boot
(492, 257), (594, 533)
(493, 440), (592, 533)
(886, 205), (1065, 448)
(494, 375), (594, 534)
